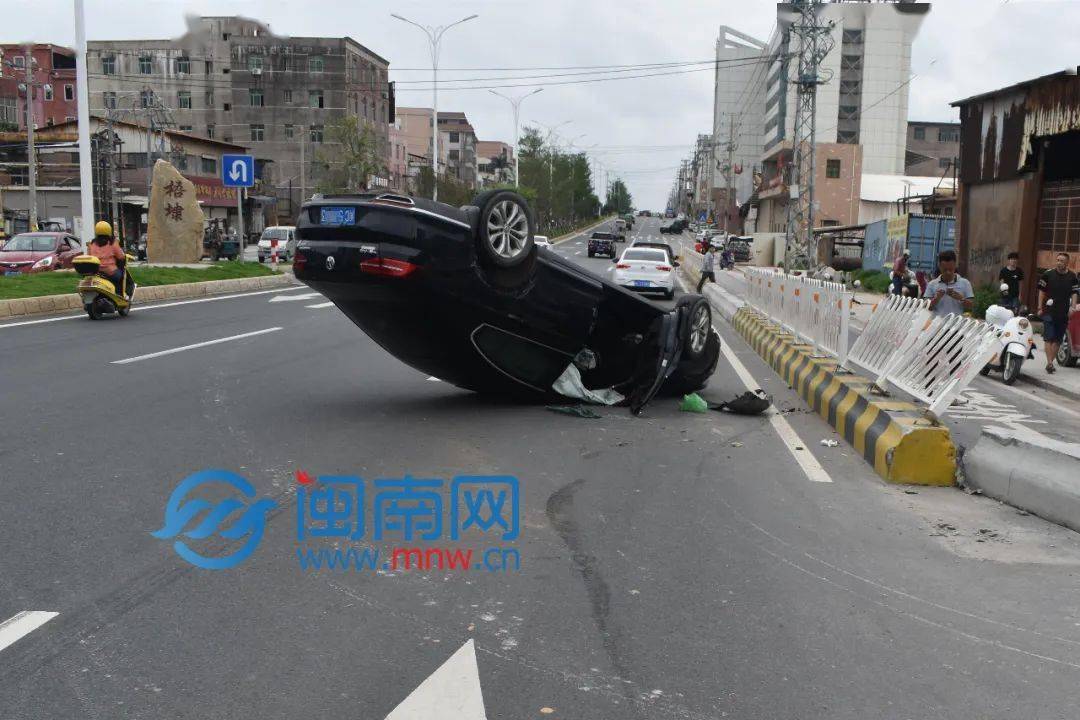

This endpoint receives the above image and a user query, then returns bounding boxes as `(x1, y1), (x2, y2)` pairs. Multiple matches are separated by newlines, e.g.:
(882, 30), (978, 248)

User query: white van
(257, 226), (297, 262)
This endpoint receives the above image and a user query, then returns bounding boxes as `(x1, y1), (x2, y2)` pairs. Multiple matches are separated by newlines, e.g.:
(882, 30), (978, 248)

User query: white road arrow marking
(306, 302), (334, 309)
(228, 159), (248, 183)
(385, 639), (487, 720)
(0, 611), (58, 653)
(269, 292), (322, 303)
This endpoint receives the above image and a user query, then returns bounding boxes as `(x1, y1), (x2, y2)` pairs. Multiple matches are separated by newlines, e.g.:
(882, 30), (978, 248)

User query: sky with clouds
(4, 0), (1079, 209)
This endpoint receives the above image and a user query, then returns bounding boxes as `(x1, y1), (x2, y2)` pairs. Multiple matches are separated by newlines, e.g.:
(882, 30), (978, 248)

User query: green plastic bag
(679, 393), (709, 413)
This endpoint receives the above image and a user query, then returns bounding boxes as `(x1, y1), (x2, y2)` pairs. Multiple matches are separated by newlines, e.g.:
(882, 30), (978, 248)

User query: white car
(614, 246), (677, 299)
(534, 235), (551, 248)
(257, 226), (297, 262)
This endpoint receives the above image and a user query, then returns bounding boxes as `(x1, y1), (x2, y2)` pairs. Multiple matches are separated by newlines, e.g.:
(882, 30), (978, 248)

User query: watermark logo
(152, 470), (278, 570)
(296, 473), (520, 572)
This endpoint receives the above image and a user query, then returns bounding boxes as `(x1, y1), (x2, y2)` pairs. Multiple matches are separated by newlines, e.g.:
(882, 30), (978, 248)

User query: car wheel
(979, 364), (992, 376)
(677, 295), (712, 360)
(1058, 332), (1077, 367)
(258, 256), (265, 263)
(474, 190), (534, 268)
(588, 251), (594, 258)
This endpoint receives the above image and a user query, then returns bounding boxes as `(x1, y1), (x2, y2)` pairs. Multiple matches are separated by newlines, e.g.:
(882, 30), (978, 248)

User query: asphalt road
(3, 216), (1080, 719)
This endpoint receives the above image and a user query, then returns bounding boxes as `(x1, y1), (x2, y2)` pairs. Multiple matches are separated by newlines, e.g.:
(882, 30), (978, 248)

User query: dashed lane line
(0, 612), (58, 653)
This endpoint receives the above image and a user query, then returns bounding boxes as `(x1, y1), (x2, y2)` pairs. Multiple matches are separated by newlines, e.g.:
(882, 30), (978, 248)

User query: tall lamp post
(391, 13), (478, 202)
(489, 88), (542, 187)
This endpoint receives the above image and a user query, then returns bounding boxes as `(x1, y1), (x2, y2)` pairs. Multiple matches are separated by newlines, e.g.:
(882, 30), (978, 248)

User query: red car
(0, 232), (84, 275)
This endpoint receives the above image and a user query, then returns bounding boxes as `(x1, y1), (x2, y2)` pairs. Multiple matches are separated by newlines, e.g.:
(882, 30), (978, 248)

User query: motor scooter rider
(87, 221), (129, 296)
(720, 246), (734, 270)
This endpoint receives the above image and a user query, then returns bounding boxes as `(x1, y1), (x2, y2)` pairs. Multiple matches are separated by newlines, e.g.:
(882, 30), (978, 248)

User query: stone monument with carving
(146, 159), (204, 263)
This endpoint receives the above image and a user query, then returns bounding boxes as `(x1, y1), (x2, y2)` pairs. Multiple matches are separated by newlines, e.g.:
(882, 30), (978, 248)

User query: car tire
(474, 190), (535, 269)
(677, 295), (712, 361)
(588, 251), (594, 258)
(258, 256), (265, 263)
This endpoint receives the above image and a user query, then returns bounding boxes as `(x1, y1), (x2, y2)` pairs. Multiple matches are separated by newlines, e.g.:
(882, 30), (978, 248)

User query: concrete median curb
(732, 307), (957, 486)
(964, 425), (1080, 533)
(0, 272), (296, 320)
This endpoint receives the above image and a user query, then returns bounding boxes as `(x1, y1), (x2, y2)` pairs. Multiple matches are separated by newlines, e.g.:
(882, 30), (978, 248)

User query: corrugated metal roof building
(951, 67), (1080, 302)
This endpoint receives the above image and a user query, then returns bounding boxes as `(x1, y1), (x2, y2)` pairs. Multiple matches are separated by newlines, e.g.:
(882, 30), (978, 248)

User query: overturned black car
(293, 190), (721, 414)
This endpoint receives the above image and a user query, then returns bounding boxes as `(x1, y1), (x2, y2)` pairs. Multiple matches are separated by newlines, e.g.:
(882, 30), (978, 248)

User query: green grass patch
(0, 262), (277, 300)
(852, 269), (892, 294)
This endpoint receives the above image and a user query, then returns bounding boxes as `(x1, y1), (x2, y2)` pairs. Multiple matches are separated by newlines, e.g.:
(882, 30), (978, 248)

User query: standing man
(697, 245), (716, 292)
(998, 252), (1024, 312)
(891, 249), (911, 296)
(924, 250), (974, 318)
(1037, 252), (1078, 374)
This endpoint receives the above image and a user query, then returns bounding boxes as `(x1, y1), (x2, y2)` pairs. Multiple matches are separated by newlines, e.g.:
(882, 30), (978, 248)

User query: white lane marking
(111, 327), (283, 365)
(606, 266), (614, 273)
(0, 286), (300, 330)
(385, 639), (487, 720)
(0, 611), (58, 652)
(427, 376), (442, 382)
(678, 276), (832, 483)
(306, 301), (334, 309)
(269, 291), (321, 303)
(574, 251), (582, 256)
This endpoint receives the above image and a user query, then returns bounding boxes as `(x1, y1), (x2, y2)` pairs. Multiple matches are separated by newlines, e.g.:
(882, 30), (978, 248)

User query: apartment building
(0, 44), (78, 130)
(477, 140), (513, 186)
(905, 120), (959, 177)
(438, 112), (477, 187)
(87, 15), (392, 218)
(712, 2), (931, 211)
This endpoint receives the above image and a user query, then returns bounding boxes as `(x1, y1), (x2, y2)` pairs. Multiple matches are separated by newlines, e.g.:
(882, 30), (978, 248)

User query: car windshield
(1, 234), (56, 252)
(622, 249), (667, 262)
(261, 229), (289, 240)
(591, 232), (614, 239)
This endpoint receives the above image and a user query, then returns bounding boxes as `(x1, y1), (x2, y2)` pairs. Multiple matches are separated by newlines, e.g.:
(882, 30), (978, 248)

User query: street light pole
(74, 0), (95, 243)
(23, 46), (38, 232)
(489, 88), (542, 187)
(392, 13), (478, 203)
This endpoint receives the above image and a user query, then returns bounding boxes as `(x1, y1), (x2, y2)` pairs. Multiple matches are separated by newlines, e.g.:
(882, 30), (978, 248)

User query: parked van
(257, 226), (297, 262)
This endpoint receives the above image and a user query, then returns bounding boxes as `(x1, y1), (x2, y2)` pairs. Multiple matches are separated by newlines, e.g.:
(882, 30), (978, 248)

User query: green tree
(315, 115), (386, 193)
(605, 178), (633, 215)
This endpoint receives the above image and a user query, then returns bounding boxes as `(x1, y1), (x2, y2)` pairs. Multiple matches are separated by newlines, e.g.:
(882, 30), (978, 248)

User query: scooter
(890, 269), (920, 298)
(980, 285), (1035, 385)
(73, 254), (136, 320)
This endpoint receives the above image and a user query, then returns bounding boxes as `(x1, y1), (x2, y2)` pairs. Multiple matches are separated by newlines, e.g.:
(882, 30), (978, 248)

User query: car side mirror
(612, 258), (618, 263)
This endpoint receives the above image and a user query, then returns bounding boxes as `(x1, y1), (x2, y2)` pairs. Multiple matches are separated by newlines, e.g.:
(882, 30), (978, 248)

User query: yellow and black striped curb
(733, 307), (956, 486)
(0, 273), (295, 320)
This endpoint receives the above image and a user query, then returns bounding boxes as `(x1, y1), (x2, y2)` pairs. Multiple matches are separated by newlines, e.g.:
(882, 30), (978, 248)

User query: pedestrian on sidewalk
(891, 249), (911, 296)
(924, 250), (974, 318)
(697, 245), (716, 293)
(1037, 252), (1078, 374)
(998, 252), (1024, 312)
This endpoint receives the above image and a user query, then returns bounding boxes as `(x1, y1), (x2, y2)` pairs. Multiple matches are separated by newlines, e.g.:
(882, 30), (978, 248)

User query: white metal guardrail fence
(881, 314), (999, 420)
(742, 268), (996, 419)
(848, 295), (933, 385)
(743, 268), (852, 366)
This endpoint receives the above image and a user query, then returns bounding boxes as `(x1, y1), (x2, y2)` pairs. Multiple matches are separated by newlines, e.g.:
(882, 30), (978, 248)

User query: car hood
(0, 250), (50, 263)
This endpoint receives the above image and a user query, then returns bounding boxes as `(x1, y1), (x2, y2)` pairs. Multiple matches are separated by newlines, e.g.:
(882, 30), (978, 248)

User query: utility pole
(24, 46), (38, 232)
(299, 124), (305, 212)
(784, 0), (835, 270)
(723, 116), (738, 234)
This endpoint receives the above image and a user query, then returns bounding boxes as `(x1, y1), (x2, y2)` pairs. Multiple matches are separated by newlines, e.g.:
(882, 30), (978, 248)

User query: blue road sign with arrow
(222, 154), (255, 188)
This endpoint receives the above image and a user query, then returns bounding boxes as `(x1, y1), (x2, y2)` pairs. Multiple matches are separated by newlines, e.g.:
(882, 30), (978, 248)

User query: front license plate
(4, 270), (20, 277)
(633, 280), (650, 287)
(319, 206), (356, 226)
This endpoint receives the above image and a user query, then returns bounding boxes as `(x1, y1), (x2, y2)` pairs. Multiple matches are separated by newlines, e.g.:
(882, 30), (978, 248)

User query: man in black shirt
(1037, 252), (1079, 374)
(998, 252), (1024, 311)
